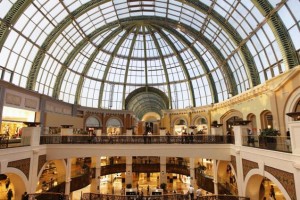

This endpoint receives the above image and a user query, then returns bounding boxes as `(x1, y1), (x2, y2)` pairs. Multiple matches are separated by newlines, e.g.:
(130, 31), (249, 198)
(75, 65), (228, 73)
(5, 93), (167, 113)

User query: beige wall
(44, 112), (84, 128)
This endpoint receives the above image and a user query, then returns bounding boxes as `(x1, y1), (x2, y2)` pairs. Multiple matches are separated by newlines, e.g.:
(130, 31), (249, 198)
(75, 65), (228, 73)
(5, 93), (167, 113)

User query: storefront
(0, 106), (36, 139)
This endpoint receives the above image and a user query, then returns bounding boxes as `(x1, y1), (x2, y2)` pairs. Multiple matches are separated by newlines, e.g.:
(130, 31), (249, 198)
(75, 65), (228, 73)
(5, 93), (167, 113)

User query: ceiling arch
(125, 87), (169, 120)
(0, 0), (299, 112)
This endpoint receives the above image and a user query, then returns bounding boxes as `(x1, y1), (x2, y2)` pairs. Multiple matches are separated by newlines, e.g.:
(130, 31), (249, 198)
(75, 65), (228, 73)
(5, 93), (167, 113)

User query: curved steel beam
(182, 0), (260, 87)
(121, 26), (140, 109)
(125, 86), (169, 109)
(150, 26), (196, 107)
(51, 17), (239, 106)
(0, 0), (31, 51)
(97, 26), (136, 108)
(26, 0), (111, 90)
(128, 94), (167, 111)
(252, 0), (299, 68)
(71, 26), (125, 105)
(21, 0), (260, 91)
(147, 26), (172, 108)
(53, 24), (120, 98)
(153, 24), (225, 103)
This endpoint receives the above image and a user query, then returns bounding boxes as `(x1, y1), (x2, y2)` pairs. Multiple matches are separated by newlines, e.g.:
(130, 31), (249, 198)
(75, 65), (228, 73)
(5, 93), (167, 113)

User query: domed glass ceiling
(0, 0), (299, 115)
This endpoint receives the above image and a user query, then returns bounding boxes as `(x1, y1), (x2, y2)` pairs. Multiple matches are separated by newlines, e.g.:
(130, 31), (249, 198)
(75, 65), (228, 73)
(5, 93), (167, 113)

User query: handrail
(81, 193), (250, 200)
(40, 135), (233, 145)
(27, 192), (68, 200)
(241, 135), (292, 153)
(91, 163), (190, 176)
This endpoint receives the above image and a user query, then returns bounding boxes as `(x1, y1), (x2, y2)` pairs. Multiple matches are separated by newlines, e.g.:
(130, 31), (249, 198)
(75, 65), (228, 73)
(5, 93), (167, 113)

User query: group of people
(188, 185), (203, 200)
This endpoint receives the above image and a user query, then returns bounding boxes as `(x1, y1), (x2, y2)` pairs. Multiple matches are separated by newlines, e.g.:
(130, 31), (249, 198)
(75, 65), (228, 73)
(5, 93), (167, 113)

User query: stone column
(190, 158), (196, 188)
(288, 121), (300, 155)
(126, 156), (133, 185)
(160, 157), (167, 185)
(211, 126), (223, 135)
(91, 157), (101, 193)
(160, 129), (166, 136)
(212, 159), (218, 195)
(233, 125), (248, 147)
(29, 149), (40, 193)
(65, 158), (72, 195)
(234, 151), (244, 197)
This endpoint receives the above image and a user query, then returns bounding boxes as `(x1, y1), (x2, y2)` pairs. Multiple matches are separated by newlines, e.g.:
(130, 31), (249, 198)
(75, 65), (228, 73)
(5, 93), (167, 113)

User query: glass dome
(0, 0), (299, 118)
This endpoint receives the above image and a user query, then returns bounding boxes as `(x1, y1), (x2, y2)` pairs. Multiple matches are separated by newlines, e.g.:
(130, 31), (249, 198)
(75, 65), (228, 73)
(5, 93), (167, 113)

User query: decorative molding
(5, 93), (21, 106)
(265, 165), (296, 200)
(242, 159), (258, 180)
(38, 155), (47, 175)
(8, 158), (30, 179)
(25, 98), (38, 109)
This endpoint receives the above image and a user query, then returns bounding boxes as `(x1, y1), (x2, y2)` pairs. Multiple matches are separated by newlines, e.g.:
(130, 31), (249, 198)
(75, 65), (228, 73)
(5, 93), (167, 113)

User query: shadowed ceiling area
(0, 0), (299, 117)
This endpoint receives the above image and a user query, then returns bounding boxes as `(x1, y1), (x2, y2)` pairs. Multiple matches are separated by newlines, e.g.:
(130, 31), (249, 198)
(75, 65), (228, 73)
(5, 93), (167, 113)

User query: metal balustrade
(81, 193), (250, 200)
(241, 135), (292, 153)
(39, 135), (233, 145)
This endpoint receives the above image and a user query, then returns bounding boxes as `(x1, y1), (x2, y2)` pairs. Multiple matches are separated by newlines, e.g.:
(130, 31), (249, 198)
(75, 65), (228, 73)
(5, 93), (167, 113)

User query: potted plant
(259, 128), (279, 149)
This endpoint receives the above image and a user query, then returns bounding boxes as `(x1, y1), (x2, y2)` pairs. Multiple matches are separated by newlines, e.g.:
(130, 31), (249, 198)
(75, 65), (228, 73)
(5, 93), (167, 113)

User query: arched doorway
(106, 118), (123, 135)
(37, 160), (67, 193)
(173, 118), (188, 136)
(217, 161), (238, 195)
(226, 116), (243, 135)
(193, 117), (208, 134)
(260, 110), (273, 130)
(247, 113), (257, 134)
(220, 110), (243, 135)
(245, 173), (290, 200)
(0, 172), (27, 200)
(85, 116), (102, 135)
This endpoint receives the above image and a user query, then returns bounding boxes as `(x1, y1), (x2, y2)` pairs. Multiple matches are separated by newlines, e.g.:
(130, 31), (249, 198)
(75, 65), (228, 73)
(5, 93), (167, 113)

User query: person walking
(188, 185), (195, 200)
(270, 185), (276, 200)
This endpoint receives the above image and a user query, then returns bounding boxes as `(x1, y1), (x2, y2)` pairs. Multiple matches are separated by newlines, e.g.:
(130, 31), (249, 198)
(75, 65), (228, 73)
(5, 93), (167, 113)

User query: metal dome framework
(0, 0), (299, 118)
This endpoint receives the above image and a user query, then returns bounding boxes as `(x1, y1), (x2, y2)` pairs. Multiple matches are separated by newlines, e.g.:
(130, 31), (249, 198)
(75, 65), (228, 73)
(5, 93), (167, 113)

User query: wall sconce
(267, 125), (271, 129)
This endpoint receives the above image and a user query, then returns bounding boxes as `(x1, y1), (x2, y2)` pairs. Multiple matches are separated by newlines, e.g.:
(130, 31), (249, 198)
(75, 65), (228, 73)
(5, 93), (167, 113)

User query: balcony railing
(242, 135), (292, 153)
(81, 193), (249, 200)
(40, 135), (233, 145)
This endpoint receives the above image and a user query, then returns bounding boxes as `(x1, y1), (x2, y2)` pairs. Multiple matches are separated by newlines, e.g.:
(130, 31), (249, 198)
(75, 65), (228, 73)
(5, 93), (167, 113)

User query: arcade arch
(217, 161), (238, 195)
(220, 110), (243, 134)
(106, 117), (123, 135)
(247, 113), (257, 134)
(260, 110), (273, 130)
(37, 160), (67, 192)
(284, 87), (300, 127)
(192, 116), (208, 134)
(245, 170), (291, 200)
(172, 117), (188, 136)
